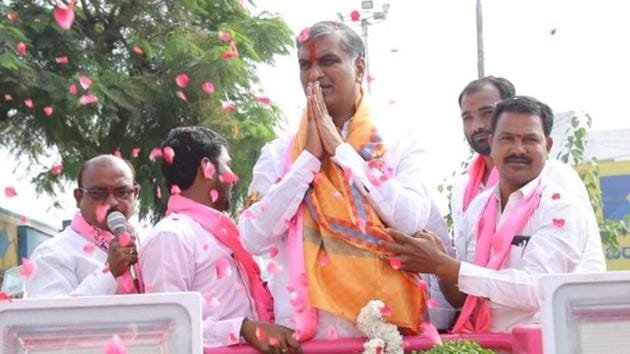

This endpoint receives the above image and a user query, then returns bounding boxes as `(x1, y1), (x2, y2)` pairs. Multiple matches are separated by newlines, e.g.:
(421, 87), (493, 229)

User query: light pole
(337, 1), (390, 94)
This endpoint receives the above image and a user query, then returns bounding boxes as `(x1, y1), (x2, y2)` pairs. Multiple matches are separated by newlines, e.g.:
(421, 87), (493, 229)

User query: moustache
(471, 129), (491, 141)
(504, 155), (532, 164)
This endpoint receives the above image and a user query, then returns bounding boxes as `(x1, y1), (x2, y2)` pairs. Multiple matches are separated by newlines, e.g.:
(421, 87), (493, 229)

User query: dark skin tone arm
(240, 319), (303, 354)
(379, 229), (466, 308)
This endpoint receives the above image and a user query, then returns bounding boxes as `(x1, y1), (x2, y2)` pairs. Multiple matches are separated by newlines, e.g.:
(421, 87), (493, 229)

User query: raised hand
(241, 319), (303, 354)
(107, 235), (138, 278)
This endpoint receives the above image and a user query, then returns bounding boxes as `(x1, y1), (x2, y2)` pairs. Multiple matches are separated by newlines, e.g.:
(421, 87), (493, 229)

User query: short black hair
(296, 20), (365, 59)
(491, 96), (554, 137)
(458, 76), (516, 107)
(77, 155), (136, 188)
(160, 126), (228, 190)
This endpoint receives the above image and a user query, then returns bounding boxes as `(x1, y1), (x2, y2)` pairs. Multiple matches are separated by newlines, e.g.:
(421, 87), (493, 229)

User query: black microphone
(106, 211), (141, 293)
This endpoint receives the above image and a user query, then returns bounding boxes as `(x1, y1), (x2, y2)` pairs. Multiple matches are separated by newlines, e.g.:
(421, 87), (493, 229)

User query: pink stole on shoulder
(165, 194), (274, 322)
(451, 181), (543, 333)
(462, 155), (499, 212)
(70, 212), (142, 294)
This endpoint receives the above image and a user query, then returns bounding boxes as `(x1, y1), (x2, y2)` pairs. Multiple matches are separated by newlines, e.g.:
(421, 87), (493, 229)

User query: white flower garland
(357, 300), (404, 354)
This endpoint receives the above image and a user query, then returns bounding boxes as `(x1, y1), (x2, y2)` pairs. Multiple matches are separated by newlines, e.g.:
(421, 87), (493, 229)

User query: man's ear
(546, 136), (553, 153)
(73, 188), (82, 208)
(355, 56), (366, 83)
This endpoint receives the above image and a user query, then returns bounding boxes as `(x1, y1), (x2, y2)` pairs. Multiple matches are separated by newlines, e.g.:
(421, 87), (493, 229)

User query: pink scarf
(165, 194), (274, 322)
(451, 180), (543, 333)
(70, 212), (142, 294)
(462, 155), (499, 212)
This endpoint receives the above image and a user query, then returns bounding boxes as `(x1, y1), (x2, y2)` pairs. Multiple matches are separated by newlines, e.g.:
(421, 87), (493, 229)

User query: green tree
(0, 0), (292, 218)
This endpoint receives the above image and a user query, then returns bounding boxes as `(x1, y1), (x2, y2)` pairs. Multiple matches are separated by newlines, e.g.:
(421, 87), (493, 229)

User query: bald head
(78, 155), (135, 188)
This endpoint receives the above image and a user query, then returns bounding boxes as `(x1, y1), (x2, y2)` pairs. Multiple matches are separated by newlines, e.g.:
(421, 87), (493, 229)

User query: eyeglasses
(78, 186), (138, 201)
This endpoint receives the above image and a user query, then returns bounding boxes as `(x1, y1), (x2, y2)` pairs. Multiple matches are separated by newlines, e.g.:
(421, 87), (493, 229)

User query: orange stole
(291, 98), (426, 333)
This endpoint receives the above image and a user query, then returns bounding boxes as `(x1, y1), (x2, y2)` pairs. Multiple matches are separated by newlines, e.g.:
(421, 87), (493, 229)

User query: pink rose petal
(269, 246), (279, 258)
(209, 189), (219, 202)
(118, 232), (131, 247)
(222, 100), (236, 112)
(83, 243), (95, 254)
(69, 83), (78, 95)
(113, 149), (122, 158)
(551, 192), (561, 200)
(228, 332), (239, 343)
(552, 218), (566, 228)
(148, 147), (163, 161)
(54, 1), (76, 30)
(241, 208), (255, 219)
(417, 279), (428, 291)
(219, 171), (239, 184)
(176, 90), (188, 102)
(343, 167), (354, 185)
(327, 324), (338, 340)
(297, 27), (310, 43)
(79, 93), (98, 105)
(215, 257), (232, 279)
(201, 81), (215, 94)
(203, 161), (216, 179)
(170, 185), (181, 195)
(217, 31), (232, 41)
(320, 252), (331, 266)
(55, 55), (69, 64)
(380, 303), (392, 317)
(4, 94), (12, 101)
(7, 12), (17, 21)
(102, 263), (110, 273)
(4, 186), (17, 198)
(350, 10), (361, 22)
(16, 42), (27, 56)
(202, 243), (209, 251)
(162, 146), (175, 164)
(131, 147), (141, 158)
(357, 217), (366, 233)
(50, 163), (63, 175)
(266, 260), (283, 273)
(255, 326), (266, 341)
(175, 73), (190, 88)
(269, 337), (280, 346)
(0, 292), (11, 301)
(156, 185), (162, 199)
(95, 205), (109, 223)
(78, 75), (92, 90)
(132, 46), (144, 55)
(366, 74), (375, 83)
(20, 258), (37, 278)
(103, 335), (128, 354)
(256, 96), (271, 105)
(222, 50), (238, 59)
(24, 99), (33, 108)
(43, 106), (54, 116)
(332, 191), (342, 200)
(427, 298), (439, 308)
(389, 257), (402, 270)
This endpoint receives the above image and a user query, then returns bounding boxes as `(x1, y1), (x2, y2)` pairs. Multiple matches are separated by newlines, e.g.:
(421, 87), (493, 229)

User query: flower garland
(356, 300), (404, 354)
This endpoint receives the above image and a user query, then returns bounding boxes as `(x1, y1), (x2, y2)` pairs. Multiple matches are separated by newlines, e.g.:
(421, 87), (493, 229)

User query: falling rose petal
(175, 73), (190, 88)
(131, 147), (141, 158)
(343, 167), (354, 185)
(389, 257), (402, 270)
(376, 345), (383, 354)
(219, 171), (239, 184)
(24, 99), (33, 108)
(201, 81), (215, 94)
(241, 208), (255, 219)
(170, 185), (181, 195)
(82, 243), (95, 254)
(69, 83), (78, 95)
(552, 218), (566, 228)
(380, 303), (392, 317)
(132, 45), (144, 55)
(4, 186), (17, 198)
(417, 279), (428, 291)
(50, 163), (63, 175)
(54, 1), (76, 30)
(366, 74), (375, 83)
(79, 93), (98, 105)
(327, 324), (338, 340)
(255, 327), (266, 341)
(551, 192), (561, 200)
(162, 146), (175, 164)
(269, 246), (279, 258)
(7, 12), (17, 21)
(20, 258), (36, 278)
(102, 263), (110, 273)
(332, 191), (342, 200)
(222, 100), (236, 112)
(202, 161), (215, 179)
(19, 215), (28, 223)
(269, 337), (280, 346)
(222, 50), (238, 59)
(55, 55), (69, 64)
(215, 257), (232, 279)
(103, 335), (128, 354)
(357, 218), (366, 233)
(427, 298), (439, 309)
(228, 332), (239, 343)
(256, 96), (271, 105)
(217, 31), (232, 42)
(0, 292), (11, 301)
(266, 260), (283, 274)
(113, 149), (122, 158)
(4, 94), (12, 101)
(297, 27), (310, 43)
(16, 42), (27, 55)
(320, 252), (331, 266)
(79, 75), (92, 90)
(43, 106), (54, 116)
(95, 205), (109, 223)
(350, 10), (361, 22)
(209, 189), (219, 203)
(118, 232), (131, 247)
(148, 147), (162, 161)
(176, 90), (188, 102)
(367, 170), (382, 187)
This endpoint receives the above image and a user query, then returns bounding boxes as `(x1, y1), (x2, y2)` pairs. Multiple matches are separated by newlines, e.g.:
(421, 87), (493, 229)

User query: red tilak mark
(514, 133), (523, 139)
(308, 41), (318, 63)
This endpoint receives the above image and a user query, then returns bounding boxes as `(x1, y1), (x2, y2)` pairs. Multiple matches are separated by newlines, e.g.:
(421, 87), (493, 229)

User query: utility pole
(476, 0), (485, 78)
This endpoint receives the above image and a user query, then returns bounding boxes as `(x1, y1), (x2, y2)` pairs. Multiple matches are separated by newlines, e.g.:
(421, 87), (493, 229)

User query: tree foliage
(0, 0), (293, 219)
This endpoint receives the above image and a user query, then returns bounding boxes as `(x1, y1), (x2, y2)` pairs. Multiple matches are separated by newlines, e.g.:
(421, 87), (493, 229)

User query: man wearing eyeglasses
(25, 154), (140, 297)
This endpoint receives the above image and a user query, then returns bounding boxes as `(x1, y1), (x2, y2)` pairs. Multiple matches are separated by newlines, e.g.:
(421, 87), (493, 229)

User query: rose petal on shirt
(332, 191), (342, 200)
(427, 298), (439, 308)
(327, 324), (338, 340)
(551, 192), (561, 200)
(20, 257), (37, 278)
(319, 252), (331, 266)
(552, 218), (566, 228)
(103, 335), (128, 354)
(389, 257), (402, 270)
(215, 257), (232, 279)
(269, 246), (279, 258)
(83, 243), (95, 254)
(241, 208), (255, 219)
(102, 263), (110, 273)
(343, 167), (353, 185)
(380, 303), (392, 317)
(266, 260), (283, 274)
(228, 332), (239, 343)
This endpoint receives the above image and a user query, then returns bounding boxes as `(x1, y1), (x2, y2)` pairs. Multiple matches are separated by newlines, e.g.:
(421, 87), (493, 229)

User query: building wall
(599, 161), (630, 270)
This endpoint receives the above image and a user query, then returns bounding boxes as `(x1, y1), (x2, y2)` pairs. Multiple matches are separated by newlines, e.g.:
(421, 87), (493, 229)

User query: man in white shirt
(239, 21), (444, 339)
(380, 96), (606, 332)
(140, 127), (300, 352)
(25, 155), (140, 297)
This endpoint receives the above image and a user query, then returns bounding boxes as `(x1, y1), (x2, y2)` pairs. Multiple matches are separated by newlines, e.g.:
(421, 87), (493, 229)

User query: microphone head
(106, 210), (127, 235)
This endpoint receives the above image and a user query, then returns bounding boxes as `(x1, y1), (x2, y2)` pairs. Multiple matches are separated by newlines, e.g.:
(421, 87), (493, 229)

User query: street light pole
(476, 0), (485, 78)
(361, 18), (372, 94)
